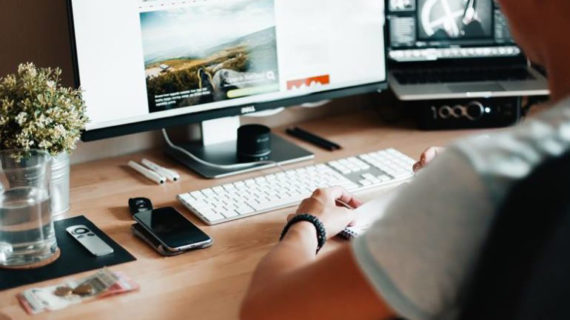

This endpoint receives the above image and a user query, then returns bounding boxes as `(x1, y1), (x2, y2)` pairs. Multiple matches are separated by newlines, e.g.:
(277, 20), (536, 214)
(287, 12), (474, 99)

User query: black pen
(285, 127), (342, 151)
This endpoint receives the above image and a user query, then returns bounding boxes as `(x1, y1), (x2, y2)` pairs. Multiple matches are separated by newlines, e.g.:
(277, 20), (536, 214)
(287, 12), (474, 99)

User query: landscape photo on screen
(140, 0), (280, 112)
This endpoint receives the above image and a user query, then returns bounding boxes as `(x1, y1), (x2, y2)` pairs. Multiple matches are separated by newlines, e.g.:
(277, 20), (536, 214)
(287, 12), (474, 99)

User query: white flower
(38, 140), (53, 149)
(0, 63), (88, 155)
(54, 124), (67, 136)
(15, 112), (27, 125)
(36, 115), (46, 128)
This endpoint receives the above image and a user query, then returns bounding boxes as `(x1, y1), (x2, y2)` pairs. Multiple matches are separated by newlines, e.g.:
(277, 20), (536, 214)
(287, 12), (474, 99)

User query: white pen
(141, 158), (180, 182)
(128, 161), (165, 185)
(336, 199), (355, 209)
(160, 167), (180, 181)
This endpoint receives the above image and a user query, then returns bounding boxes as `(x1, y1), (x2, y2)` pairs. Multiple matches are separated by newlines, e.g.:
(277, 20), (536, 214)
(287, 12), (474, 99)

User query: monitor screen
(386, 0), (521, 62)
(68, 0), (387, 140)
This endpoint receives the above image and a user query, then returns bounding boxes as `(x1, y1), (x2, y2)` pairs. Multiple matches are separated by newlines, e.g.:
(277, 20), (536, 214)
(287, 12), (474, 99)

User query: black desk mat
(0, 215), (136, 291)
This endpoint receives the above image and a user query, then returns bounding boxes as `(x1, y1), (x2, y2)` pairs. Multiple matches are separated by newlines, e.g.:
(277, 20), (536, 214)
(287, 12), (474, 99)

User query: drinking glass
(0, 150), (59, 268)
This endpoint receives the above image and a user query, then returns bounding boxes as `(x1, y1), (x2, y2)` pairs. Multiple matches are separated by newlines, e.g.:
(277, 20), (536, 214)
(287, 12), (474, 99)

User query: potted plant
(0, 63), (88, 217)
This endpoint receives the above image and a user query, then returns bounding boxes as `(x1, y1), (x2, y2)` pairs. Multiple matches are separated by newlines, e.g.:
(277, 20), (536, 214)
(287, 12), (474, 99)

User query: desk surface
(0, 110), (494, 320)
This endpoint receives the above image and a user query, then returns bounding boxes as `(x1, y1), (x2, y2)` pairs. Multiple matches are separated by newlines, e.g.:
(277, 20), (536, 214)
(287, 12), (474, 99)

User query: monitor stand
(164, 117), (314, 179)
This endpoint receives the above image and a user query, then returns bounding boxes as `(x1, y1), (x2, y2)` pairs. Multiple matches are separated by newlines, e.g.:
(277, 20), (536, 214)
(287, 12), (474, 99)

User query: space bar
(250, 196), (305, 212)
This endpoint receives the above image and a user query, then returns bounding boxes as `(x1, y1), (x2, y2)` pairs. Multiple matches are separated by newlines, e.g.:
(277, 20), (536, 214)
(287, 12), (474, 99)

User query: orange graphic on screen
(287, 75), (330, 90)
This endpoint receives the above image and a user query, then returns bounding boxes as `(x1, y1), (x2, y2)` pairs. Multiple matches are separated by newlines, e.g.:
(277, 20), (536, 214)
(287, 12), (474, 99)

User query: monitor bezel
(66, 0), (388, 142)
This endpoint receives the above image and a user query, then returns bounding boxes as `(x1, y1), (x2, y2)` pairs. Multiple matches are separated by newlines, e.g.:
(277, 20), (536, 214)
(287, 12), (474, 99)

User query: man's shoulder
(457, 98), (570, 160)
(450, 98), (570, 200)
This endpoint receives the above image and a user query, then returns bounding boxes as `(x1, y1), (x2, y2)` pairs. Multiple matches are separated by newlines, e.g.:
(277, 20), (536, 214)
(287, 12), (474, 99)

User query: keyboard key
(236, 205), (255, 215)
(190, 191), (204, 199)
(200, 210), (224, 223)
(221, 209), (238, 218)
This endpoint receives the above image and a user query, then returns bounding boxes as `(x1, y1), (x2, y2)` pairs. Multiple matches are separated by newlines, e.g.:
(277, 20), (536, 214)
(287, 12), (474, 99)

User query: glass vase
(0, 150), (59, 268)
(51, 152), (70, 219)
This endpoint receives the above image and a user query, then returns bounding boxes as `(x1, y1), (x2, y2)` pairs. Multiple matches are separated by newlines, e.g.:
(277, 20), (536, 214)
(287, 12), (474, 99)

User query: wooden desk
(0, 110), (494, 320)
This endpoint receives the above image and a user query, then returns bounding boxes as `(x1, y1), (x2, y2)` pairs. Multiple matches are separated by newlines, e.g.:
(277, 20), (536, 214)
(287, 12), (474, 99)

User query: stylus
(336, 199), (354, 209)
(336, 200), (358, 240)
(128, 161), (165, 185)
(286, 127), (341, 151)
(142, 159), (180, 182)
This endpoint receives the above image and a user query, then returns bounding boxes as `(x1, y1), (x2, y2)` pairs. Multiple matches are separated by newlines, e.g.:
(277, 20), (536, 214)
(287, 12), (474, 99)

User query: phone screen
(134, 207), (211, 249)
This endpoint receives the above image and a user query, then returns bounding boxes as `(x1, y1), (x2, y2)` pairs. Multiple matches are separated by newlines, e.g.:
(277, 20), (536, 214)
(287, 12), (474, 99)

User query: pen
(161, 167), (181, 181)
(128, 161), (165, 185)
(142, 159), (180, 182)
(336, 199), (355, 209)
(285, 127), (342, 151)
(336, 199), (357, 240)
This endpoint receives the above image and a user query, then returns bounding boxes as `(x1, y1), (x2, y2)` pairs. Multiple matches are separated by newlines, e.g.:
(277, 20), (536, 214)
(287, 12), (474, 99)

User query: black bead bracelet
(280, 214), (326, 253)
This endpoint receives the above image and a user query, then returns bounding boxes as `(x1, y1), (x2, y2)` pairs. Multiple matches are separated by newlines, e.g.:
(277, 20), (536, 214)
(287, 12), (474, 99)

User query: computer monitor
(67, 0), (388, 178)
(386, 0), (520, 63)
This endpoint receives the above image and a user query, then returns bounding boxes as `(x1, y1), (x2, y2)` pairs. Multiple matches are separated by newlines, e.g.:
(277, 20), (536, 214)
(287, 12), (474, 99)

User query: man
(240, 1), (570, 319)
(460, 0), (485, 38)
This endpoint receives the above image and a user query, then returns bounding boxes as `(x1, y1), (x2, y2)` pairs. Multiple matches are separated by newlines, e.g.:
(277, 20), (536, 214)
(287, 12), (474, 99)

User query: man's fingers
(312, 187), (361, 209)
(296, 197), (321, 214)
(336, 188), (362, 208)
(423, 147), (444, 162)
(423, 148), (437, 163)
(413, 161), (422, 172)
(344, 196), (363, 209)
(414, 146), (445, 172)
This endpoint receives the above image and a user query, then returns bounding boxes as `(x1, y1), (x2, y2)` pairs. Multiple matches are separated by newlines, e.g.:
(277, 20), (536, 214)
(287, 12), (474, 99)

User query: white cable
(161, 129), (284, 172)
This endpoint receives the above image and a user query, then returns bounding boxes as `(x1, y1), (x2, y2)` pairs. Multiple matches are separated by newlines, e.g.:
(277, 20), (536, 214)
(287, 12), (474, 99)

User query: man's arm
(240, 188), (396, 320)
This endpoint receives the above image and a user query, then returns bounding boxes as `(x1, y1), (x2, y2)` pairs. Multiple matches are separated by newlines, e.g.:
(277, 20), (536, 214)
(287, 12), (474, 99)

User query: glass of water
(0, 150), (59, 268)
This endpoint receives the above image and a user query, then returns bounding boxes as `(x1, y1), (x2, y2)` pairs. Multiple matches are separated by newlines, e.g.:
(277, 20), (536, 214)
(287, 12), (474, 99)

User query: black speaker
(237, 124), (272, 162)
(416, 97), (521, 130)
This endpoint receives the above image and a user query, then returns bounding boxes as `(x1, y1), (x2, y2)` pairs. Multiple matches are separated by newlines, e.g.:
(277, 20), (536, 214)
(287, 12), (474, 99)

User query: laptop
(385, 0), (549, 101)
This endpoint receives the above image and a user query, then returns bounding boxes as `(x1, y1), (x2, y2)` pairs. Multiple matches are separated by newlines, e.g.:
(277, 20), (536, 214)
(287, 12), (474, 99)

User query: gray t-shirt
(352, 99), (570, 320)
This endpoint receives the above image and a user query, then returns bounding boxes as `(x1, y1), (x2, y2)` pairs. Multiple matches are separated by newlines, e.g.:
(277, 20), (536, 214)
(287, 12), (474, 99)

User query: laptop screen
(386, 0), (521, 63)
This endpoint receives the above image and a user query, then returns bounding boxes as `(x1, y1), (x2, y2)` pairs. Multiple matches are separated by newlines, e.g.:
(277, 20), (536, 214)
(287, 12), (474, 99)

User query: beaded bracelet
(279, 214), (326, 253)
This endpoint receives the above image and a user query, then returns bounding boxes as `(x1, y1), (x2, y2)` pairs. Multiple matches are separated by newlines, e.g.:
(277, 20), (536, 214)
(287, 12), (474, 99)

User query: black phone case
(131, 223), (184, 256)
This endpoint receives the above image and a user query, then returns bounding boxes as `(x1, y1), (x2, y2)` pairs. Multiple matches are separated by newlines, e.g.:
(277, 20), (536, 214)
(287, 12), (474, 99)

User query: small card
(17, 268), (139, 315)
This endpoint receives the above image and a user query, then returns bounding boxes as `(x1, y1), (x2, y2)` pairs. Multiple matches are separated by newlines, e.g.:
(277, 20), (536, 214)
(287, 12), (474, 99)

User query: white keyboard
(178, 148), (415, 225)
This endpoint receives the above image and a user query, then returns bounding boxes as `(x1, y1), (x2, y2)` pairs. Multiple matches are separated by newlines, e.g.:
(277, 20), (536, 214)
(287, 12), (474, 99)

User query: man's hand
(289, 187), (362, 239)
(413, 146), (445, 172)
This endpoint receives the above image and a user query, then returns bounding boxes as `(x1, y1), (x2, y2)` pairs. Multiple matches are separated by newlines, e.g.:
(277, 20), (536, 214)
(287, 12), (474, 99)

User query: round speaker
(237, 124), (272, 162)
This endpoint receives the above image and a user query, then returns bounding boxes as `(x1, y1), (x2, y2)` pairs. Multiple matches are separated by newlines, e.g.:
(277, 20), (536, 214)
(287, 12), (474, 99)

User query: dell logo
(241, 106), (256, 114)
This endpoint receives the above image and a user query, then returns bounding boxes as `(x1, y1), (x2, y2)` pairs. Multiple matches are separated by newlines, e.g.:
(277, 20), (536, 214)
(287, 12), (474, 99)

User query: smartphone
(131, 223), (183, 256)
(133, 207), (213, 254)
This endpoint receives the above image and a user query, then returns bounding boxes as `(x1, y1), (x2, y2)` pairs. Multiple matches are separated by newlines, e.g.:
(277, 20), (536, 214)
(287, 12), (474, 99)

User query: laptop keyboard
(393, 66), (535, 85)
